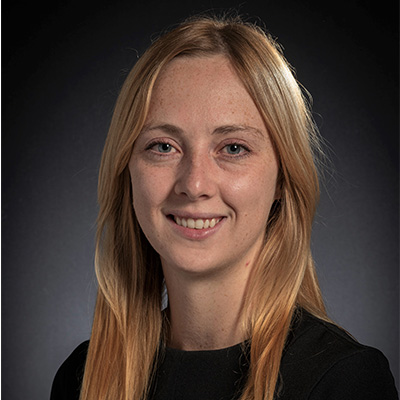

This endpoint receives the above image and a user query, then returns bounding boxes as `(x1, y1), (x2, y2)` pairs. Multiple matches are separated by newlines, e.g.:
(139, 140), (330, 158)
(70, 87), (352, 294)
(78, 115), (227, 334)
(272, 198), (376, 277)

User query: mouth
(170, 215), (223, 230)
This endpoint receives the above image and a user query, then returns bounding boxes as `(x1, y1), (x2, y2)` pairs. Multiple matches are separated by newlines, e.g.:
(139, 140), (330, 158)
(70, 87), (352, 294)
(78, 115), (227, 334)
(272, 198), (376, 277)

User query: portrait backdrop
(3, 1), (398, 398)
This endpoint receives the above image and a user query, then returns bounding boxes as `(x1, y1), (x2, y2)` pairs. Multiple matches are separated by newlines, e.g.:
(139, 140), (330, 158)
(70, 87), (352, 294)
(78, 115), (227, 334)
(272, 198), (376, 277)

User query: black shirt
(51, 310), (398, 399)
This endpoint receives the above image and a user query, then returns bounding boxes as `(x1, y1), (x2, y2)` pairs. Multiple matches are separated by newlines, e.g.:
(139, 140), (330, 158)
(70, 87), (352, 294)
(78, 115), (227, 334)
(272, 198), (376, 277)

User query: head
(88, 15), (325, 400)
(97, 16), (322, 317)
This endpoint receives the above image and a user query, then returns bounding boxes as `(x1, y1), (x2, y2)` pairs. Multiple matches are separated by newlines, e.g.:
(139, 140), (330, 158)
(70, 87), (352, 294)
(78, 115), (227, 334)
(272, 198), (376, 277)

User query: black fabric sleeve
(308, 347), (398, 400)
(50, 341), (89, 400)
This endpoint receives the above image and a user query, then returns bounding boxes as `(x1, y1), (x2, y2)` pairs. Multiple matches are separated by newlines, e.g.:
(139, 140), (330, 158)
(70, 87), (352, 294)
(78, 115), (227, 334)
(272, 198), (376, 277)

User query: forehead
(146, 55), (265, 130)
(155, 54), (239, 88)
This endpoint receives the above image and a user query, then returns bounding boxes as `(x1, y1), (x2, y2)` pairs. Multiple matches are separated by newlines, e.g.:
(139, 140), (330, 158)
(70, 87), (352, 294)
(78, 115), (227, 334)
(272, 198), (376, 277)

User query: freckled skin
(129, 55), (279, 281)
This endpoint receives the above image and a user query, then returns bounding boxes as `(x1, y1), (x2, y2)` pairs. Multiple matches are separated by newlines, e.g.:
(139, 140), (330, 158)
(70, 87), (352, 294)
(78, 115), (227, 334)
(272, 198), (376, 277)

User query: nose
(174, 154), (217, 200)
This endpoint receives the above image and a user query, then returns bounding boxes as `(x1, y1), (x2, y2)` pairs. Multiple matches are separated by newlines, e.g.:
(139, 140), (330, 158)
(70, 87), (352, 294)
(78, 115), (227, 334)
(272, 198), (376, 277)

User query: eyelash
(145, 139), (251, 159)
(220, 142), (251, 158)
(145, 139), (178, 156)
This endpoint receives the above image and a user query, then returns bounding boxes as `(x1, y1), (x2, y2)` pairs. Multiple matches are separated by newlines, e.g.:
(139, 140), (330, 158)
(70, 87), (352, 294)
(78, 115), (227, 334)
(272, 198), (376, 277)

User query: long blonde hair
(80, 15), (327, 400)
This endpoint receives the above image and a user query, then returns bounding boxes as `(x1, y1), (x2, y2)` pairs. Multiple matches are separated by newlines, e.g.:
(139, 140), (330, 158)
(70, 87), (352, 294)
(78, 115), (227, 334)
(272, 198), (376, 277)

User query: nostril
(174, 165), (216, 200)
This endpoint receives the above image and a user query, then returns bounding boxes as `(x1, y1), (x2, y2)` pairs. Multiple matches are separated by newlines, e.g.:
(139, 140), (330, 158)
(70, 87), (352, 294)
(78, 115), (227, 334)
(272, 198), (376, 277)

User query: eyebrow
(141, 124), (184, 135)
(141, 123), (264, 138)
(212, 124), (264, 138)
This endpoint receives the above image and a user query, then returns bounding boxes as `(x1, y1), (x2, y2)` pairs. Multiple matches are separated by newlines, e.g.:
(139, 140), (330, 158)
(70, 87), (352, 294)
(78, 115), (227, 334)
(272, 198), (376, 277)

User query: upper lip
(166, 211), (225, 219)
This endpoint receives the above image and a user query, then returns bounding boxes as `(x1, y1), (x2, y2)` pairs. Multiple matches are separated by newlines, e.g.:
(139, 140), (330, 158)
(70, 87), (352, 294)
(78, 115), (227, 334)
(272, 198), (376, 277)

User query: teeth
(195, 219), (203, 229)
(174, 216), (221, 229)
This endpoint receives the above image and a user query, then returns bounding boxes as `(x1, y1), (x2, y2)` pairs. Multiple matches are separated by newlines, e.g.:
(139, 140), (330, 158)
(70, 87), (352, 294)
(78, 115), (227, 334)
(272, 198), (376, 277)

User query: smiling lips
(174, 216), (222, 230)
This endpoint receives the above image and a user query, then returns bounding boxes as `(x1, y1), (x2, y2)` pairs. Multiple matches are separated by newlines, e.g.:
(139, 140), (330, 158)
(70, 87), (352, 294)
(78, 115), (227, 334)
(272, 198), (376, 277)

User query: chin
(160, 252), (237, 279)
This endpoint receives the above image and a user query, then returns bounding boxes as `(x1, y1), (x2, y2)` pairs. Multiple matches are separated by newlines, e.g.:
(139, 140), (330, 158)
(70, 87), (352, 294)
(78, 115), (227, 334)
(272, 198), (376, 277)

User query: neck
(163, 267), (251, 351)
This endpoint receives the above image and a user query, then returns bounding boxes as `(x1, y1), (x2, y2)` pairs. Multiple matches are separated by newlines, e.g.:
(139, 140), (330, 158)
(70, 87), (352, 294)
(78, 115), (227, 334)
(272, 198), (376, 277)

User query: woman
(51, 15), (398, 400)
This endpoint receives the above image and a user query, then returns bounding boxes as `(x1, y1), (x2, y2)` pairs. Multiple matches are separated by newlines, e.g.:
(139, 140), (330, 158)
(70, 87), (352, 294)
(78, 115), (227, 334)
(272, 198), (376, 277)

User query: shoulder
(278, 310), (398, 400)
(50, 341), (89, 400)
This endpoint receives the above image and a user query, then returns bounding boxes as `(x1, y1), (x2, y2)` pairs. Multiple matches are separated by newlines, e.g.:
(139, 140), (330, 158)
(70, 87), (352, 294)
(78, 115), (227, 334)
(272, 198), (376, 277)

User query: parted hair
(80, 14), (327, 400)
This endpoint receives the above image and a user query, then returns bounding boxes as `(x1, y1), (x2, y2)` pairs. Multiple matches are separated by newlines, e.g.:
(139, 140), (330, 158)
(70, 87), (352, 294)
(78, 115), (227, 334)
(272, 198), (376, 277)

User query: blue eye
(157, 143), (173, 153)
(145, 140), (178, 156)
(225, 144), (243, 155)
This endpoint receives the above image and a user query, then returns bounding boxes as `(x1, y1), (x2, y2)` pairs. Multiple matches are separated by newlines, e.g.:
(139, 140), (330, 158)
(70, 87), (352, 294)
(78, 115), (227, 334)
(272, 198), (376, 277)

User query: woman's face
(129, 55), (279, 279)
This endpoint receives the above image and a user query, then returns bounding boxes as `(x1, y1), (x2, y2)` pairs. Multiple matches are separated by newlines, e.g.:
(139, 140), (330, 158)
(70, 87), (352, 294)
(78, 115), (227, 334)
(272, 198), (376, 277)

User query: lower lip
(168, 217), (225, 240)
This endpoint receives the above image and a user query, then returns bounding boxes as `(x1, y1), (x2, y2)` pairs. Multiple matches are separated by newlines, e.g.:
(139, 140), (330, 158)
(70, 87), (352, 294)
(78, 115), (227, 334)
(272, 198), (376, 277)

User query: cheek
(226, 165), (278, 211)
(130, 162), (172, 212)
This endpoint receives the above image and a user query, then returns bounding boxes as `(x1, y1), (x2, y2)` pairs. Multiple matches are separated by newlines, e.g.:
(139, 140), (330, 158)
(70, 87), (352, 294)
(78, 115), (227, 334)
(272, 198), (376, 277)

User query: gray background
(3, 1), (398, 398)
